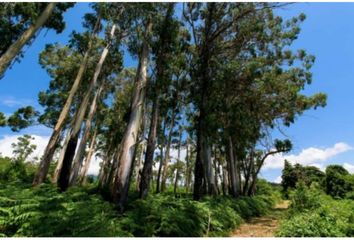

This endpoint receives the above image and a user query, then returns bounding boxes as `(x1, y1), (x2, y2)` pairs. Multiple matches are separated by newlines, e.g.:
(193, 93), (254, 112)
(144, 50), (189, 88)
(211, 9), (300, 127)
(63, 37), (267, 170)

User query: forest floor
(231, 200), (290, 237)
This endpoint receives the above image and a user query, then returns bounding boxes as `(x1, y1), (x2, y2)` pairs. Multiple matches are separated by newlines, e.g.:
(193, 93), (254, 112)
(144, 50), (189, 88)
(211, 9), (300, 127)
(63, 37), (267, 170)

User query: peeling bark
(110, 20), (152, 210)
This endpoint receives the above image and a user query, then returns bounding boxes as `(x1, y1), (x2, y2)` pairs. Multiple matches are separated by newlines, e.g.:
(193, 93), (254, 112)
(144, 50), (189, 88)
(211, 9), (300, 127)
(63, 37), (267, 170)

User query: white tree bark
(52, 129), (71, 183)
(33, 18), (100, 186)
(0, 3), (56, 77)
(111, 20), (152, 210)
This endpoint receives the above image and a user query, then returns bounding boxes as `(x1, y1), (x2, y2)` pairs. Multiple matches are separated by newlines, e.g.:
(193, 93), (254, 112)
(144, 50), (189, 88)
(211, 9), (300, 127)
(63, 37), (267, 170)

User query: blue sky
(0, 3), (354, 181)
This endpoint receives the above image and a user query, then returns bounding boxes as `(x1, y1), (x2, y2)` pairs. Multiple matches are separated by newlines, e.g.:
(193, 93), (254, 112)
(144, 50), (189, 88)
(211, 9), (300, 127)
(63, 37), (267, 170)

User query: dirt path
(231, 201), (289, 237)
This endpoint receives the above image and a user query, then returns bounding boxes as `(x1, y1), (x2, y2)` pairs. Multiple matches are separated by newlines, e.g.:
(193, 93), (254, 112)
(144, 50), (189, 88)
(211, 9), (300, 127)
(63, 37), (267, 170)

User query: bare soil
(231, 200), (289, 237)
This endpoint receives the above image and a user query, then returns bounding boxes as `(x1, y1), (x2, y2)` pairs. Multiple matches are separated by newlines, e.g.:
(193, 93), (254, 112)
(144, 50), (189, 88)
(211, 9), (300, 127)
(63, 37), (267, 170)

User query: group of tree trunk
(0, 3), (327, 211)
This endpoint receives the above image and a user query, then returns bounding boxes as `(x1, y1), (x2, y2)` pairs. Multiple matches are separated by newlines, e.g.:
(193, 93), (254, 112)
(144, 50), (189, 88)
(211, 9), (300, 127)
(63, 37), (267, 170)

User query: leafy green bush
(325, 165), (353, 198)
(0, 183), (276, 237)
(0, 184), (130, 237)
(288, 181), (321, 212)
(277, 183), (354, 237)
(276, 208), (345, 237)
(0, 157), (38, 184)
(255, 179), (282, 205)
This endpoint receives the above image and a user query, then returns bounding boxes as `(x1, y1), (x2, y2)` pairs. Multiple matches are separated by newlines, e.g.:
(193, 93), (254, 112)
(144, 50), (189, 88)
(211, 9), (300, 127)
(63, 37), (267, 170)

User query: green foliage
(7, 106), (39, 132)
(0, 183), (275, 237)
(0, 184), (129, 237)
(288, 181), (321, 212)
(325, 165), (352, 198)
(0, 157), (36, 184)
(277, 183), (354, 237)
(276, 208), (345, 237)
(255, 179), (282, 204)
(0, 3), (74, 69)
(0, 112), (6, 127)
(281, 161), (326, 197)
(121, 194), (274, 237)
(11, 134), (37, 162)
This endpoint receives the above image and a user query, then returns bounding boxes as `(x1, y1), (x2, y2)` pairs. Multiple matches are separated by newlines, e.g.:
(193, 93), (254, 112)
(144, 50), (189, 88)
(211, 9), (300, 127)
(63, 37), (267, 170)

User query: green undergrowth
(276, 183), (354, 237)
(0, 183), (277, 237)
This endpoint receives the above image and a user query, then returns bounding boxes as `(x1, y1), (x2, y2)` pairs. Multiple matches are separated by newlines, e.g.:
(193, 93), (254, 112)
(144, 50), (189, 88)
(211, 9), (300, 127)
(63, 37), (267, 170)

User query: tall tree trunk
(110, 20), (152, 210)
(193, 3), (215, 201)
(0, 3), (56, 78)
(160, 109), (176, 192)
(69, 84), (103, 186)
(52, 105), (81, 183)
(213, 147), (219, 195)
(203, 141), (217, 195)
(32, 17), (100, 186)
(227, 136), (238, 197)
(193, 120), (207, 200)
(173, 127), (182, 197)
(139, 99), (159, 198)
(135, 143), (145, 191)
(155, 145), (164, 193)
(139, 3), (174, 199)
(63, 25), (116, 188)
(185, 143), (190, 192)
(222, 162), (229, 196)
(155, 121), (166, 193)
(57, 134), (79, 191)
(243, 152), (253, 195)
(56, 100), (87, 190)
(226, 136), (241, 198)
(193, 105), (208, 200)
(52, 129), (71, 183)
(105, 149), (118, 189)
(79, 127), (97, 185)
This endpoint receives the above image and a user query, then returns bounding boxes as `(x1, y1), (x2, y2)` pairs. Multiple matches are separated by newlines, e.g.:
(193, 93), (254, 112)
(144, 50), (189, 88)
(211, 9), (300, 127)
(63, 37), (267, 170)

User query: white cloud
(0, 134), (49, 161)
(308, 163), (326, 171)
(0, 134), (103, 176)
(0, 96), (34, 107)
(264, 142), (353, 170)
(343, 163), (354, 174)
(87, 155), (102, 175)
(274, 175), (282, 184)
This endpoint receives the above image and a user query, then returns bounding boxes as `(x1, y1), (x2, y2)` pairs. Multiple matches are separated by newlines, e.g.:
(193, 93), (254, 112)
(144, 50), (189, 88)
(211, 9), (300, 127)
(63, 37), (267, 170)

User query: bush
(0, 183), (129, 237)
(276, 208), (345, 237)
(277, 183), (354, 237)
(0, 183), (276, 237)
(255, 179), (282, 204)
(0, 157), (38, 184)
(288, 181), (321, 212)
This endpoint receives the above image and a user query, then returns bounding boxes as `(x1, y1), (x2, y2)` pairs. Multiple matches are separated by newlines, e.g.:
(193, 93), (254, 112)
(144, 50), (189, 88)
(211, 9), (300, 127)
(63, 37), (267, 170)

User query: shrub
(277, 183), (354, 237)
(276, 208), (345, 237)
(288, 181), (321, 212)
(0, 183), (129, 237)
(0, 183), (275, 237)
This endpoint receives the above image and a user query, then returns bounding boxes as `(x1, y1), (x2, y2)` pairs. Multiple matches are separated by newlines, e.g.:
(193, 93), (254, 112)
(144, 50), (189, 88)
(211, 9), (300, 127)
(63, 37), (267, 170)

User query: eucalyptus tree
(0, 3), (73, 78)
(109, 4), (159, 210)
(97, 68), (135, 190)
(33, 12), (102, 186)
(139, 3), (181, 198)
(215, 10), (327, 196)
(68, 84), (104, 186)
(58, 4), (124, 190)
(183, 2), (327, 200)
(173, 125), (184, 196)
(183, 2), (260, 199)
(78, 126), (98, 184)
